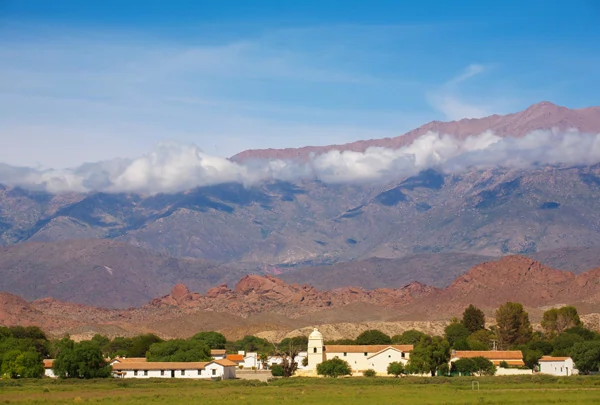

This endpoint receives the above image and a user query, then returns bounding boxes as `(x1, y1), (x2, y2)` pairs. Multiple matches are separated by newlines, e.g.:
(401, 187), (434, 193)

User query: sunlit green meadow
(2, 375), (600, 404)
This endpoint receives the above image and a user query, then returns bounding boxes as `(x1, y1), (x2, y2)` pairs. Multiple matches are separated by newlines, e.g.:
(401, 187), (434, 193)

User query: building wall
(325, 350), (409, 373)
(495, 367), (533, 376)
(117, 364), (236, 379)
(539, 359), (578, 376)
(44, 369), (56, 378)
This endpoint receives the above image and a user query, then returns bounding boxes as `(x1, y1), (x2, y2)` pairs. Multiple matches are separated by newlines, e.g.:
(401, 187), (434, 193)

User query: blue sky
(1, 0), (599, 168)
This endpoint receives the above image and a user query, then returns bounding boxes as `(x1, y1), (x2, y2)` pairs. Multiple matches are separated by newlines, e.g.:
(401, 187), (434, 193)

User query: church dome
(309, 328), (323, 340)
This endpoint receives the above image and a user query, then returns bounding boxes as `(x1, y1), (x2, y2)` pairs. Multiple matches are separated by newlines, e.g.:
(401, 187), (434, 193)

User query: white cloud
(428, 64), (495, 120)
(1, 130), (599, 194)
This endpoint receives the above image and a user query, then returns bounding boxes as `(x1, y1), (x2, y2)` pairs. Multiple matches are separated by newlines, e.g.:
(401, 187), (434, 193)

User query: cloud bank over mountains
(1, 130), (599, 194)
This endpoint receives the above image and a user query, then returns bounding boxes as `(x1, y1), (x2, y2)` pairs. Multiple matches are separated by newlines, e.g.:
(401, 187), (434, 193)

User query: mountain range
(1, 256), (599, 340)
(2, 101), (600, 320)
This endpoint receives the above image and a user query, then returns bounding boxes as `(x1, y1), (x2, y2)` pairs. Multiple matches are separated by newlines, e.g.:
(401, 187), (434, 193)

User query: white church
(306, 328), (413, 375)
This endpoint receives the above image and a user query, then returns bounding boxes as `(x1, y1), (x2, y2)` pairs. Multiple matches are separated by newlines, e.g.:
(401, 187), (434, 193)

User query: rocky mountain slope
(232, 101), (600, 161)
(2, 164), (600, 269)
(0, 239), (247, 308)
(2, 256), (600, 340)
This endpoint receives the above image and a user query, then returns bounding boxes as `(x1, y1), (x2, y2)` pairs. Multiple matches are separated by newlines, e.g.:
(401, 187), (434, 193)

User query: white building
(450, 350), (532, 376)
(43, 359), (55, 378)
(538, 356), (578, 376)
(307, 328), (413, 374)
(111, 359), (237, 379)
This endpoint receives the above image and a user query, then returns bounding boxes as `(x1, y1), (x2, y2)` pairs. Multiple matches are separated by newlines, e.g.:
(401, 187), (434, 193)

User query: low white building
(43, 359), (55, 378)
(307, 328), (413, 374)
(538, 356), (578, 376)
(239, 352), (261, 369)
(111, 359), (237, 379)
(450, 350), (532, 376)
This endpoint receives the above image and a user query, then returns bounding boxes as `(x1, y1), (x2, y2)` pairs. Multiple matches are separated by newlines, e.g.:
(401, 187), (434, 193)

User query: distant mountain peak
(232, 101), (600, 162)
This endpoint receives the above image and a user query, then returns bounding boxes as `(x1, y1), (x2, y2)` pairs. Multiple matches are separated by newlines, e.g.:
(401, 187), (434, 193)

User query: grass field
(1, 375), (600, 404)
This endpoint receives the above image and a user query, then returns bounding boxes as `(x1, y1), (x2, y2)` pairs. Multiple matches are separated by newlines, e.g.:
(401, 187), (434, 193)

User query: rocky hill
(2, 256), (600, 340)
(0, 239), (247, 308)
(232, 102), (600, 161)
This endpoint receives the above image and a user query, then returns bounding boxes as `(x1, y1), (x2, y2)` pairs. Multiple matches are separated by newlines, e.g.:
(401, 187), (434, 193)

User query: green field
(1, 375), (600, 404)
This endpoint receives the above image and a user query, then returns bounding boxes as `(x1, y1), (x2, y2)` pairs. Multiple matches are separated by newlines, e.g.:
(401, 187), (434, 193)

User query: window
(134, 370), (138, 376)
(198, 370), (202, 375)
(401, 353), (405, 358)
(364, 353), (368, 356)
(181, 370), (185, 376)
(161, 370), (164, 376)
(343, 352), (347, 356)
(313, 348), (317, 353)
(212, 369), (216, 376)
(388, 355), (391, 358)
(143, 370), (148, 376)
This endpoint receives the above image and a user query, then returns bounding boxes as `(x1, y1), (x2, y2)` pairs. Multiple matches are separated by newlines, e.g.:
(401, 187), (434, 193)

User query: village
(36, 328), (579, 381)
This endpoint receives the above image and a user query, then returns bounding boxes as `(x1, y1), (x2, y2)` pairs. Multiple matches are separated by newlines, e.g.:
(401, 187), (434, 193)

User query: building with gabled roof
(111, 359), (237, 379)
(538, 356), (578, 376)
(306, 328), (413, 373)
(450, 350), (532, 376)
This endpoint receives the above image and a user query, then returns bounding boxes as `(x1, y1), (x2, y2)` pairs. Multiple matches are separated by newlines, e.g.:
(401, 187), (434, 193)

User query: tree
(231, 335), (271, 353)
(279, 336), (308, 352)
(90, 334), (111, 356)
(551, 332), (584, 356)
(316, 357), (352, 378)
(541, 306), (582, 336)
(495, 302), (532, 349)
(271, 339), (300, 378)
(387, 361), (405, 377)
(570, 341), (600, 374)
(462, 305), (486, 334)
(466, 330), (492, 351)
(391, 330), (427, 345)
(563, 326), (599, 341)
(53, 341), (111, 379)
(444, 323), (470, 348)
(471, 357), (496, 375)
(452, 358), (477, 375)
(355, 330), (391, 345)
(191, 332), (227, 349)
(104, 337), (132, 358)
(406, 336), (450, 376)
(270, 364), (284, 377)
(128, 334), (163, 357)
(15, 350), (44, 378)
(146, 339), (211, 362)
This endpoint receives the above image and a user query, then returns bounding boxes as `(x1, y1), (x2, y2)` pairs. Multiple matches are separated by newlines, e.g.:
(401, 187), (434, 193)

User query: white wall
(116, 364), (236, 379)
(496, 367), (533, 376)
(326, 350), (409, 373)
(539, 359), (578, 376)
(44, 369), (56, 378)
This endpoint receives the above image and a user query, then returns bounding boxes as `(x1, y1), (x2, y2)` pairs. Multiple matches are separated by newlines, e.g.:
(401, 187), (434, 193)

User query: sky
(0, 0), (599, 169)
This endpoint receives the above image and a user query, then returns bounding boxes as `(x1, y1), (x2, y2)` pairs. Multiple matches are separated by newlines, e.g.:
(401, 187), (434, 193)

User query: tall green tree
(128, 334), (163, 357)
(191, 332), (227, 349)
(53, 341), (111, 379)
(444, 323), (470, 348)
(541, 306), (582, 336)
(146, 339), (211, 362)
(466, 330), (492, 350)
(495, 302), (532, 349)
(391, 330), (427, 345)
(406, 336), (450, 377)
(570, 341), (600, 374)
(355, 330), (391, 345)
(462, 305), (486, 334)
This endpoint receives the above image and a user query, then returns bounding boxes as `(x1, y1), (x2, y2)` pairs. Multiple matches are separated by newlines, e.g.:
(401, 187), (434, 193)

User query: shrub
(363, 369), (376, 377)
(499, 360), (509, 368)
(270, 364), (284, 377)
(302, 357), (308, 367)
(387, 361), (405, 377)
(316, 357), (352, 378)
